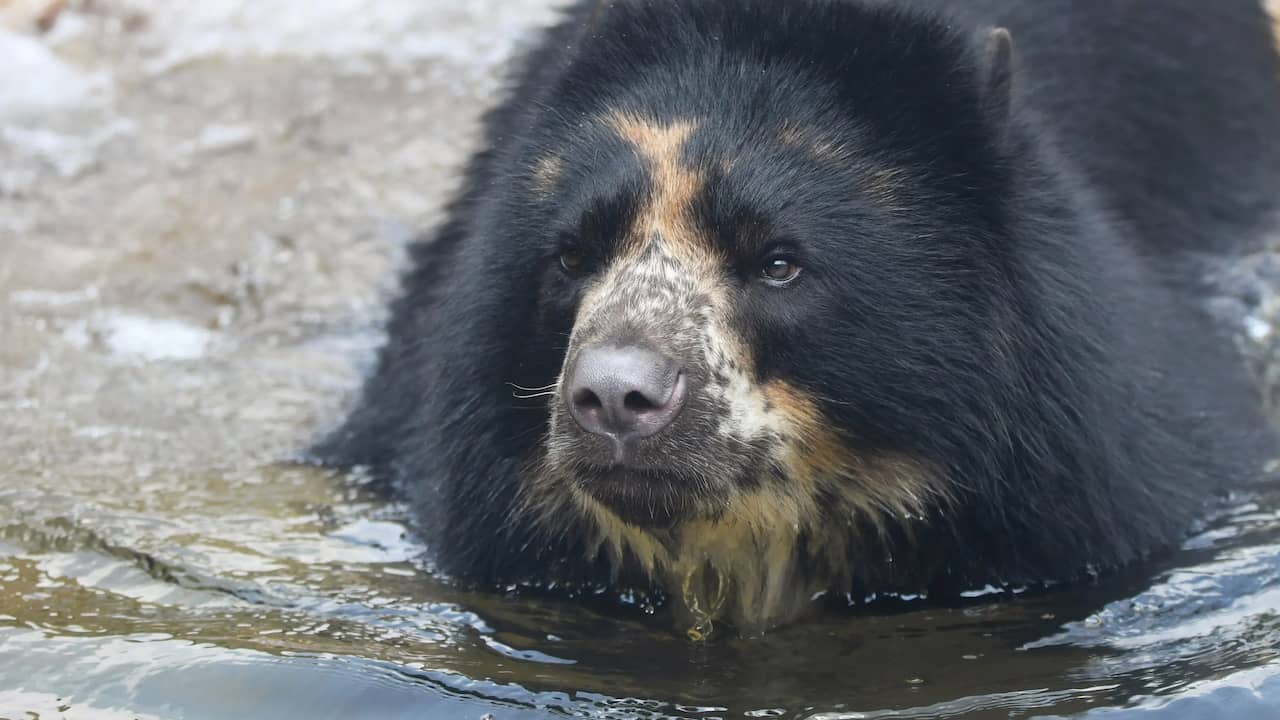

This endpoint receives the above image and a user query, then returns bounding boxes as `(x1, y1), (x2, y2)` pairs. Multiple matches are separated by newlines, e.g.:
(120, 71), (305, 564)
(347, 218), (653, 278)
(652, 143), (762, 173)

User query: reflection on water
(1, 1), (1279, 718)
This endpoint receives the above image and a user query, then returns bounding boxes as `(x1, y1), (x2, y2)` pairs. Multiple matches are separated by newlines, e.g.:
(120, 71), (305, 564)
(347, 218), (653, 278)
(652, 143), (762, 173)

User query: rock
(183, 123), (257, 156)
(0, 0), (65, 33)
(0, 31), (107, 116)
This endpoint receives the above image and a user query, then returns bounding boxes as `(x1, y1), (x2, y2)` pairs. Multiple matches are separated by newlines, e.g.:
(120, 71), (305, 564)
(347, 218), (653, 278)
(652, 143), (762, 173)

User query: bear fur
(315, 0), (1280, 634)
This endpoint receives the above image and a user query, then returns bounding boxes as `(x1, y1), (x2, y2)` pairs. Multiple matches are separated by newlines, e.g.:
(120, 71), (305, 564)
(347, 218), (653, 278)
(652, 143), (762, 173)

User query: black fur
(315, 0), (1280, 608)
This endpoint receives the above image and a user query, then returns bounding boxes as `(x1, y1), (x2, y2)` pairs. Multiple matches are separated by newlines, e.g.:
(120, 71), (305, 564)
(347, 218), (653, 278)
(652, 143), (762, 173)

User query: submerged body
(318, 0), (1280, 634)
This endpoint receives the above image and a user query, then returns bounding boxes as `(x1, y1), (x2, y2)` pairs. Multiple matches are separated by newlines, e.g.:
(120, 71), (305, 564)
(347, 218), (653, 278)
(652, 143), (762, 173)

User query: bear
(314, 0), (1280, 636)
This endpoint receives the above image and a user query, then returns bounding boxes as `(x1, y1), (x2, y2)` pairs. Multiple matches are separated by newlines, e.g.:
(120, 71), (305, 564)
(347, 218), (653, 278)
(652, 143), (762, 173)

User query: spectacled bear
(314, 0), (1280, 635)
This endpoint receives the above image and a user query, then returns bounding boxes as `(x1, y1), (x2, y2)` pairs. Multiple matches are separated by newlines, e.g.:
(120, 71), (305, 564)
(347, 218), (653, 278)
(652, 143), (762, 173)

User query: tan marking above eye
(858, 167), (907, 209)
(604, 110), (713, 265)
(531, 153), (565, 199)
(777, 121), (851, 165)
(777, 121), (907, 209)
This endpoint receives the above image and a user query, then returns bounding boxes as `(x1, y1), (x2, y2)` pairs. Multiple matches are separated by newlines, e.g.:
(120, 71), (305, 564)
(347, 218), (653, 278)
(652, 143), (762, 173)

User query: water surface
(1, 2), (1279, 718)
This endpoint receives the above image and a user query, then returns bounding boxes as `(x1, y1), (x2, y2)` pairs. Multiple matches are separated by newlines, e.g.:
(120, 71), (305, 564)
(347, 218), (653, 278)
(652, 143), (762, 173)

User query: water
(2, 2), (1279, 718)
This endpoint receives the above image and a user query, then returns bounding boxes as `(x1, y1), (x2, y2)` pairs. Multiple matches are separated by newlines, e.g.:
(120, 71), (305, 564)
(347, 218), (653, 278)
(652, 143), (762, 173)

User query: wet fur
(315, 0), (1280, 632)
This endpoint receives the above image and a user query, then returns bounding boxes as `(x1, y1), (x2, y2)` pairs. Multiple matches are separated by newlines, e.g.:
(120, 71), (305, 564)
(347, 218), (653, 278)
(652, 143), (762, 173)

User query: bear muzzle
(564, 343), (689, 461)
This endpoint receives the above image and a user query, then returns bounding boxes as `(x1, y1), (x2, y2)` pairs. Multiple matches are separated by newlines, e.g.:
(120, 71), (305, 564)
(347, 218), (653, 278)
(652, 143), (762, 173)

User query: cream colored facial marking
(531, 380), (947, 636)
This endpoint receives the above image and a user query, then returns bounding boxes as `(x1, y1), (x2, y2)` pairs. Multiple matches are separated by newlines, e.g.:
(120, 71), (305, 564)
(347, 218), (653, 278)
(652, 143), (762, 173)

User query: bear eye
(559, 245), (586, 276)
(761, 255), (802, 286)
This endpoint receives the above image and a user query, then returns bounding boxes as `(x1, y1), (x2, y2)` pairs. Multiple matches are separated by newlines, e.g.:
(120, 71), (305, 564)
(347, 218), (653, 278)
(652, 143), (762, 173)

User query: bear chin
(314, 0), (1280, 634)
(572, 466), (710, 528)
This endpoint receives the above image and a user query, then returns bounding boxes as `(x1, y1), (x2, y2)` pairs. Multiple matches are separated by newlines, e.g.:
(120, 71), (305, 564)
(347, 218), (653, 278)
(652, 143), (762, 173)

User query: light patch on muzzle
(544, 110), (775, 469)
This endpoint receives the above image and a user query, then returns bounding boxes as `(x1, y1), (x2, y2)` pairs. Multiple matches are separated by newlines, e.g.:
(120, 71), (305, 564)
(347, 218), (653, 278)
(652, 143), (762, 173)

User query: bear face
(519, 112), (960, 627)
(532, 108), (957, 529)
(515, 14), (1006, 507)
(318, 0), (1279, 636)
(500, 19), (1021, 628)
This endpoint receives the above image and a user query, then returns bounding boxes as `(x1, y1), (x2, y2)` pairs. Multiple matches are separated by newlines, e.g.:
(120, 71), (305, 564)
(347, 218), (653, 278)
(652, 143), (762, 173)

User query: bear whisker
(511, 391), (559, 400)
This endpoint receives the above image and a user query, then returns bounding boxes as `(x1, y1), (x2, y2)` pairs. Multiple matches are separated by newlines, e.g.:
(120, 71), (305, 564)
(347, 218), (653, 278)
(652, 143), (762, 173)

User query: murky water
(2, 2), (1280, 718)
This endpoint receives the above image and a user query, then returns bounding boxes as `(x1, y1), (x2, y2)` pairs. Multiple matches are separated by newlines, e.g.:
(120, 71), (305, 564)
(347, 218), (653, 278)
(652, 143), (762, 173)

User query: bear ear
(981, 27), (1016, 128)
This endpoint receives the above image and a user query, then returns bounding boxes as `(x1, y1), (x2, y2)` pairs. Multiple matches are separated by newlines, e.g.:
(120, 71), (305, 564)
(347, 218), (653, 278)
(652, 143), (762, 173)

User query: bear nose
(566, 345), (687, 444)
